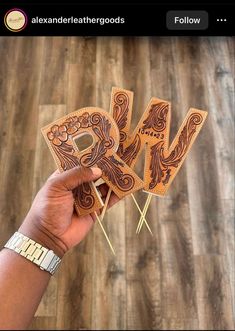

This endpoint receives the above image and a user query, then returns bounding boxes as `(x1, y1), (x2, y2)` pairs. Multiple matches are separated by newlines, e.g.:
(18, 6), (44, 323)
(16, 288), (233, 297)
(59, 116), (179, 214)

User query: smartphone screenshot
(0, 1), (234, 330)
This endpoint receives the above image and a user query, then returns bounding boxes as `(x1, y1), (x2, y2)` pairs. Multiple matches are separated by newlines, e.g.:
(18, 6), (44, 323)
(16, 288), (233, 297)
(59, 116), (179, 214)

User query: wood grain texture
(0, 37), (234, 330)
(92, 37), (127, 330)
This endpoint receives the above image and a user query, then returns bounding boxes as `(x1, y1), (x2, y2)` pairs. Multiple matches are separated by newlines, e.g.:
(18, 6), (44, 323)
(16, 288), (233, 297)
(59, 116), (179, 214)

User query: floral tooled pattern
(78, 112), (92, 128)
(142, 102), (169, 132)
(47, 110), (135, 210)
(121, 134), (141, 167)
(48, 120), (78, 171)
(149, 112), (203, 189)
(47, 125), (68, 146)
(52, 142), (78, 172)
(74, 183), (95, 210)
(116, 102), (168, 168)
(48, 113), (95, 211)
(80, 112), (135, 192)
(113, 92), (129, 156)
(64, 116), (80, 134)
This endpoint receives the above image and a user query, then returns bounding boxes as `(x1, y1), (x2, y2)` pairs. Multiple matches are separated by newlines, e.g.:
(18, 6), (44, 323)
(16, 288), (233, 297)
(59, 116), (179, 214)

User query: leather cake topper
(110, 87), (208, 196)
(41, 107), (144, 216)
(42, 88), (207, 218)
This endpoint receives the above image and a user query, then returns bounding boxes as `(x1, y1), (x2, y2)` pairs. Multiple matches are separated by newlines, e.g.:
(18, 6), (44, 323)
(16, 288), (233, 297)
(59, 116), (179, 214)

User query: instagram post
(0, 1), (234, 330)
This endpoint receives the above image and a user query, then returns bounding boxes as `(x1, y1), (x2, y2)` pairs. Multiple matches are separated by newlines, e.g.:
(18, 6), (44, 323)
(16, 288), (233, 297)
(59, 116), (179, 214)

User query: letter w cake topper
(110, 87), (207, 195)
(111, 88), (207, 195)
(109, 87), (207, 233)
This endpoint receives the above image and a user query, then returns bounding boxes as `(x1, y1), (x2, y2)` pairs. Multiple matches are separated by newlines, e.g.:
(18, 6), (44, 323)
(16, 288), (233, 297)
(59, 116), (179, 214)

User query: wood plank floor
(0, 37), (234, 330)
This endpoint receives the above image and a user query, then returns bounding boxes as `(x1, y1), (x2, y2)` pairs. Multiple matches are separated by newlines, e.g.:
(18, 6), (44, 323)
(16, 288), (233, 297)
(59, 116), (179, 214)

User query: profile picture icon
(4, 8), (28, 32)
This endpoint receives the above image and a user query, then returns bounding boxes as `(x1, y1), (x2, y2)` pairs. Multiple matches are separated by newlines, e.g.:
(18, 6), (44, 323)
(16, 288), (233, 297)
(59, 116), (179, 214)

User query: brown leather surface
(41, 107), (143, 216)
(42, 88), (207, 215)
(110, 88), (208, 196)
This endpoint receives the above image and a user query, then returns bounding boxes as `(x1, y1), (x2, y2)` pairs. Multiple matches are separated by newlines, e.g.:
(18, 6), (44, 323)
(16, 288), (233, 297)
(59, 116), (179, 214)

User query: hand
(19, 166), (118, 257)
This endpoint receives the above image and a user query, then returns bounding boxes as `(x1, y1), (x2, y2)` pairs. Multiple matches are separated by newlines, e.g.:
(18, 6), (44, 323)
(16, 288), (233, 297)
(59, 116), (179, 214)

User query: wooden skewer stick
(94, 211), (116, 255)
(137, 194), (153, 234)
(100, 187), (112, 222)
(136, 194), (153, 234)
(131, 194), (153, 235)
(135, 194), (151, 234)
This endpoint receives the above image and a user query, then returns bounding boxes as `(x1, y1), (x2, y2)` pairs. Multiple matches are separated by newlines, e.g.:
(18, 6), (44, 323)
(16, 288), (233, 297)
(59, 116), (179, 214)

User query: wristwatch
(4, 231), (61, 275)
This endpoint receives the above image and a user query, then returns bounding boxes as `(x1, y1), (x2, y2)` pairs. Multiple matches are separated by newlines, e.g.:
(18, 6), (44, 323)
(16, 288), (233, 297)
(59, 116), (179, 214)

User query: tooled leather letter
(42, 107), (143, 216)
(110, 87), (207, 196)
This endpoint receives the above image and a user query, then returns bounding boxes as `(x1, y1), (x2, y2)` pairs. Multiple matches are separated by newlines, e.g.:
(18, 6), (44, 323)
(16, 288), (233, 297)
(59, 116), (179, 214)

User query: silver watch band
(4, 231), (61, 275)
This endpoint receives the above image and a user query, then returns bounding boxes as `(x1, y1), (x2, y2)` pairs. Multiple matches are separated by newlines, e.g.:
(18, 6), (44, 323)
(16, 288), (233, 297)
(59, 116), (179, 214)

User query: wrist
(18, 217), (67, 258)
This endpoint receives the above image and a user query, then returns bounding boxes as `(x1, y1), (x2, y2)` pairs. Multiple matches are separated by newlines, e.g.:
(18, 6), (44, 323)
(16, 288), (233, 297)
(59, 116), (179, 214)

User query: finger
(48, 166), (102, 191)
(62, 213), (94, 248)
(48, 169), (60, 179)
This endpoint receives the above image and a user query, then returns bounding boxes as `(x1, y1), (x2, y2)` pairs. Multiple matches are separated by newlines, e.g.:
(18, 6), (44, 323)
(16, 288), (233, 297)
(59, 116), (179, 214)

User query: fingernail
(91, 167), (102, 177)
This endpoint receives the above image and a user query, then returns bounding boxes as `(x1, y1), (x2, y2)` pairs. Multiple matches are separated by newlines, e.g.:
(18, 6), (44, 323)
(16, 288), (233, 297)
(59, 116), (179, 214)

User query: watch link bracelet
(4, 231), (61, 275)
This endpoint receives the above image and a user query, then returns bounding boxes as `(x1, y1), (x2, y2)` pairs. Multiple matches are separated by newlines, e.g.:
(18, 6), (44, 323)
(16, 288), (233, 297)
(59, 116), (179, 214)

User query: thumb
(48, 166), (102, 191)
